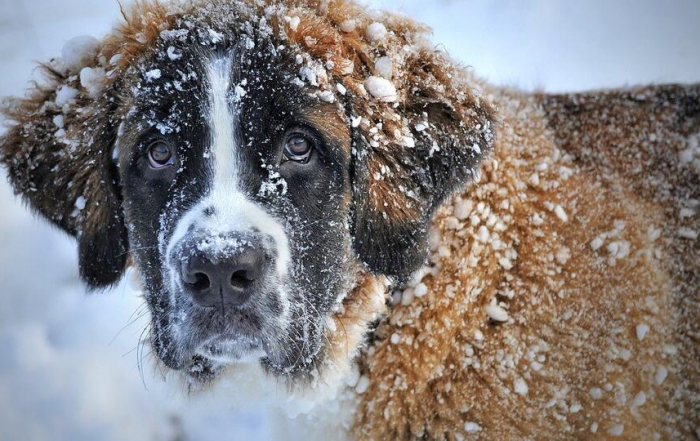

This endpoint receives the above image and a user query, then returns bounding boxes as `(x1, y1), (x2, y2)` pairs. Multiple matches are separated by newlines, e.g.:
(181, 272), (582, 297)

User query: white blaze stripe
(165, 55), (291, 281)
(207, 55), (239, 194)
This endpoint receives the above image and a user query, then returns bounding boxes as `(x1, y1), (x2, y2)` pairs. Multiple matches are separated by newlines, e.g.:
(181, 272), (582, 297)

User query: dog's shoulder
(353, 86), (700, 440)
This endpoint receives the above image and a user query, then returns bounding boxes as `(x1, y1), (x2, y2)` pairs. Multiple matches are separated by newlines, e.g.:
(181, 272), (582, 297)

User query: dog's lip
(194, 333), (265, 363)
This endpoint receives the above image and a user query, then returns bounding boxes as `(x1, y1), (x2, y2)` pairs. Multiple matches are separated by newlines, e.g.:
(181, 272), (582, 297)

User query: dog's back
(352, 84), (700, 440)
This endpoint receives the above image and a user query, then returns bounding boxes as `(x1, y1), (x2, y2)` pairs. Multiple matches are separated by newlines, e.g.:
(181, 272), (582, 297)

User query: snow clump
(636, 323), (650, 341)
(364, 76), (397, 102)
(464, 422), (482, 432)
(79, 67), (105, 98)
(54, 85), (79, 107)
(374, 56), (393, 79)
(61, 35), (100, 72)
(485, 302), (509, 322)
(365, 22), (387, 42)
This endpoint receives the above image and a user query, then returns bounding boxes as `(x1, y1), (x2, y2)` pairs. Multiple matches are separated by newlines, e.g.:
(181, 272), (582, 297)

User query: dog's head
(0, 0), (494, 389)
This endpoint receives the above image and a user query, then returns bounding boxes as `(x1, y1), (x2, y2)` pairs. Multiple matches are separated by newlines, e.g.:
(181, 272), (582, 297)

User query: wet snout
(179, 233), (268, 308)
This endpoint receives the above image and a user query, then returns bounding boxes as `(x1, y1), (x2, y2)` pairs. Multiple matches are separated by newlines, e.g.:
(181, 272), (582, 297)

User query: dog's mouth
(195, 333), (265, 364)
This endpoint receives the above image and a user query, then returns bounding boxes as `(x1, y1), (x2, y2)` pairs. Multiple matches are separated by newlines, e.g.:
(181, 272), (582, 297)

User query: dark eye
(284, 134), (314, 163)
(147, 141), (174, 168)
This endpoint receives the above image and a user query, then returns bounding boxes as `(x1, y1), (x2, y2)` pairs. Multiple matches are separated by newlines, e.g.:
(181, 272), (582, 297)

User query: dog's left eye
(148, 141), (175, 168)
(284, 134), (314, 163)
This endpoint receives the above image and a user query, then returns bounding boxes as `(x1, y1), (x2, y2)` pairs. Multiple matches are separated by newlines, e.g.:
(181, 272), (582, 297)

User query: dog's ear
(1, 63), (128, 289)
(348, 50), (496, 282)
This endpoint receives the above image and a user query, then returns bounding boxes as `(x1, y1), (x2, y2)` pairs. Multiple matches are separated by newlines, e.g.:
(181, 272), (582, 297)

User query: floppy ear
(0, 63), (129, 289)
(349, 50), (496, 282)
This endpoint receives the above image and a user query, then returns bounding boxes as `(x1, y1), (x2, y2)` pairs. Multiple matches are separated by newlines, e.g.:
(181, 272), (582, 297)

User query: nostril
(231, 269), (254, 289)
(192, 272), (211, 291)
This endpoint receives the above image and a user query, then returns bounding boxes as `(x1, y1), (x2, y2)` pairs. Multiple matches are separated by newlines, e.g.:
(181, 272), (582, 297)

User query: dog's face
(118, 38), (354, 374)
(0, 0), (495, 388)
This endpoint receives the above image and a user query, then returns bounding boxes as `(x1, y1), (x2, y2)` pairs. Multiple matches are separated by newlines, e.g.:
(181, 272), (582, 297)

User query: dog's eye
(284, 134), (314, 163)
(148, 141), (174, 168)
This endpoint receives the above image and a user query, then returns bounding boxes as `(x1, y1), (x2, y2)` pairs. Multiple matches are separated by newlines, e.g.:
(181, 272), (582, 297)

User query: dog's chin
(195, 334), (266, 364)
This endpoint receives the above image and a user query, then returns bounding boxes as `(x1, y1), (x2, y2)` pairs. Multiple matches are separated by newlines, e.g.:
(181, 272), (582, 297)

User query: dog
(1, 0), (698, 439)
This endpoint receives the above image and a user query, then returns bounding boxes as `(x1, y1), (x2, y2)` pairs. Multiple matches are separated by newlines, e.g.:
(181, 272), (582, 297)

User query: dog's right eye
(148, 141), (174, 168)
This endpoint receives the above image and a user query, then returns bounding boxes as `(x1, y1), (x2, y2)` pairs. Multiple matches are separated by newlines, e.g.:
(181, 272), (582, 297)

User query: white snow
(374, 56), (393, 79)
(339, 19), (358, 33)
(365, 22), (388, 42)
(476, 225), (490, 243)
(679, 208), (696, 219)
(145, 69), (162, 81)
(679, 148), (695, 163)
(316, 90), (335, 103)
(74, 196), (86, 211)
(636, 323), (650, 341)
(607, 241), (630, 259)
(284, 16), (301, 32)
(52, 114), (64, 129)
(514, 378), (529, 396)
(590, 235), (605, 250)
(677, 227), (698, 240)
(54, 85), (79, 107)
(497, 257), (513, 270)
(555, 247), (570, 264)
(61, 36), (100, 72)
(554, 205), (568, 222)
(167, 46), (182, 60)
(355, 375), (371, 394)
(632, 391), (647, 407)
(364, 76), (398, 102)
(454, 199), (472, 220)
(414, 283), (428, 297)
(655, 365), (668, 385)
(485, 302), (509, 322)
(607, 424), (624, 436)
(589, 388), (603, 399)
(79, 67), (105, 98)
(464, 422), (482, 432)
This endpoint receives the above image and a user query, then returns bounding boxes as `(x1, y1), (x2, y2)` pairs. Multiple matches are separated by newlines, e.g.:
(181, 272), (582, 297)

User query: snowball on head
(79, 67), (106, 99)
(54, 85), (79, 107)
(364, 76), (397, 102)
(365, 22), (387, 42)
(374, 56), (393, 79)
(61, 36), (101, 73)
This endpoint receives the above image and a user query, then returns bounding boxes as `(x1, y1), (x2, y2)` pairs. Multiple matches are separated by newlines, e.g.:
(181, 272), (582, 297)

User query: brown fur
(353, 87), (700, 439)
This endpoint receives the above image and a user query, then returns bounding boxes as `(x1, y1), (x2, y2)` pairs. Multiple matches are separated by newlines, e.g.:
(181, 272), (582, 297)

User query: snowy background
(0, 0), (698, 440)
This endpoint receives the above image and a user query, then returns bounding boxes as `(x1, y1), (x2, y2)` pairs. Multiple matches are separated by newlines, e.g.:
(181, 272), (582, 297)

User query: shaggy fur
(1, 0), (698, 439)
(354, 85), (700, 439)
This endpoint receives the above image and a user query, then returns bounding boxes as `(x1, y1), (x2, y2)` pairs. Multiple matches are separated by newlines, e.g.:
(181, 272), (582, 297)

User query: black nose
(180, 237), (266, 308)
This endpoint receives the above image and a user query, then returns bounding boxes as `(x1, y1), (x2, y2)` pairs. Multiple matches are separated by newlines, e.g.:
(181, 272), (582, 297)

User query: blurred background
(0, 0), (699, 440)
